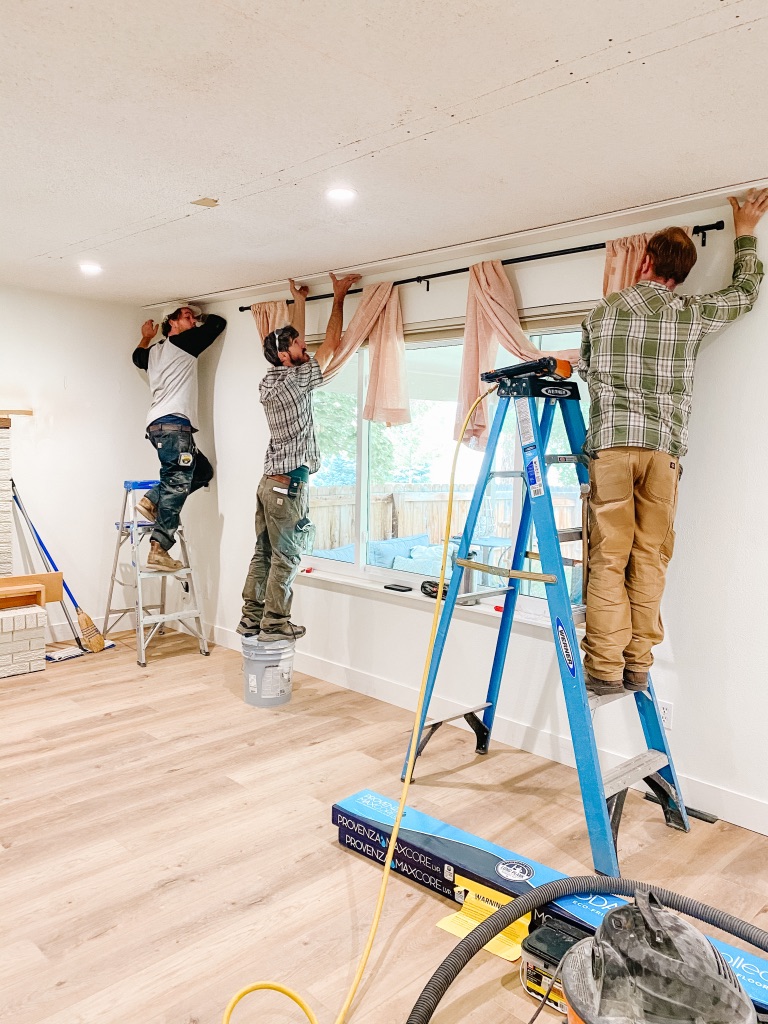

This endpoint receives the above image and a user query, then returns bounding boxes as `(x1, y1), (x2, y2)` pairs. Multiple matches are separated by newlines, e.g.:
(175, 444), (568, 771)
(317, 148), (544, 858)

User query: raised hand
(141, 319), (158, 343)
(728, 188), (768, 238)
(330, 272), (362, 299)
(289, 278), (309, 301)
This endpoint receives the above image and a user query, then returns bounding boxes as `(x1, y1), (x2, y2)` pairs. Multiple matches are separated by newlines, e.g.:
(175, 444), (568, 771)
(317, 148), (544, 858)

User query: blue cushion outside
(312, 543), (355, 563)
(367, 533), (431, 569)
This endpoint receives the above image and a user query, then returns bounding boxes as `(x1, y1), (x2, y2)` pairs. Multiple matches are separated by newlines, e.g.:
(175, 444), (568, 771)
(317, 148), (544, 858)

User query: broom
(11, 480), (105, 653)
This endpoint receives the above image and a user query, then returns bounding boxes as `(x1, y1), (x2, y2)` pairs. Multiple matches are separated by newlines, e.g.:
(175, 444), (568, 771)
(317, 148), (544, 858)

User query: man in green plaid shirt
(579, 189), (768, 696)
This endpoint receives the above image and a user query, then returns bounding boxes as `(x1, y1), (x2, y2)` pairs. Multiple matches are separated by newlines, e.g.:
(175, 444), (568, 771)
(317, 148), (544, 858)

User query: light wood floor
(3, 633), (768, 1024)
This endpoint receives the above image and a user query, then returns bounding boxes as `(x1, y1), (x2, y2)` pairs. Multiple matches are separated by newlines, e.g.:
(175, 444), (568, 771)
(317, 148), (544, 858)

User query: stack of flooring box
(0, 416), (47, 678)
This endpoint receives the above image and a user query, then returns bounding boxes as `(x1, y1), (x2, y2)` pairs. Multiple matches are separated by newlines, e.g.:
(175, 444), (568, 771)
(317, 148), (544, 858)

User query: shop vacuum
(405, 877), (768, 1024)
(560, 891), (757, 1023)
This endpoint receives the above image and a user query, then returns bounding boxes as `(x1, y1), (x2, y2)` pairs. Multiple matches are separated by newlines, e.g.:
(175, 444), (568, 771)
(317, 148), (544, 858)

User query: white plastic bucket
(242, 636), (294, 708)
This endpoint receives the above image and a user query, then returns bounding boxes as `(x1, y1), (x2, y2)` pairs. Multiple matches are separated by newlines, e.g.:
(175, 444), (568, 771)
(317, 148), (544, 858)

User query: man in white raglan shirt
(132, 304), (226, 571)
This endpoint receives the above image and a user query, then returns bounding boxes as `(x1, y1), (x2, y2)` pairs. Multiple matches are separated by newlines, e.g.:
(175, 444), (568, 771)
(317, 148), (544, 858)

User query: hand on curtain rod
(237, 222), (725, 311)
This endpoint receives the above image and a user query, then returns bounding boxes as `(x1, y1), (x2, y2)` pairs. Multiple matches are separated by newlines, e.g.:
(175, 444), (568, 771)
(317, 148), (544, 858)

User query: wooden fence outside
(309, 483), (579, 553)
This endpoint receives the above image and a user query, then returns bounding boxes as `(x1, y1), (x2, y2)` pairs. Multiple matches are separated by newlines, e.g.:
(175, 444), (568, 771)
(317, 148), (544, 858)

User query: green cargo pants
(241, 474), (308, 631)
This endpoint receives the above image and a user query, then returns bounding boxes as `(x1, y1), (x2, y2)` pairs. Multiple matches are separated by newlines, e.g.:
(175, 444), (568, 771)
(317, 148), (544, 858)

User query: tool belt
(267, 465), (310, 487)
(147, 421), (192, 433)
(267, 471), (308, 497)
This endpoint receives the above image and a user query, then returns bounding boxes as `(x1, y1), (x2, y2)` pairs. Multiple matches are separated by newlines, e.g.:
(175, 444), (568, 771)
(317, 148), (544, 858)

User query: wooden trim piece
(0, 584), (45, 609)
(0, 572), (63, 605)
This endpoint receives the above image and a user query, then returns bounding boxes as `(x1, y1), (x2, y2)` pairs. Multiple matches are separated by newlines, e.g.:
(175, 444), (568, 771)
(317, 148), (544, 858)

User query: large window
(365, 344), (514, 580)
(308, 357), (360, 564)
(307, 326), (589, 607)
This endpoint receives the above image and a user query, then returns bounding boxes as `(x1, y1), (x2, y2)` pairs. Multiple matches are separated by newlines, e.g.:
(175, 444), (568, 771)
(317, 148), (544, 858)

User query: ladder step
(588, 689), (630, 712)
(142, 610), (204, 625)
(603, 750), (668, 799)
(425, 703), (491, 728)
(545, 454), (587, 466)
(137, 567), (191, 579)
(557, 528), (583, 544)
(455, 557), (557, 584)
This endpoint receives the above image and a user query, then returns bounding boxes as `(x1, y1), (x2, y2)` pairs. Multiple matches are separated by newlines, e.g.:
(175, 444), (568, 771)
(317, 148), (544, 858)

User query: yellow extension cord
(222, 386), (498, 1024)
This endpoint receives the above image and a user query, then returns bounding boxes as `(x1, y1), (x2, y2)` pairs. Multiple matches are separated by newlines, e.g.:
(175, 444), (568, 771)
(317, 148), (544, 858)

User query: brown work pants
(581, 447), (680, 682)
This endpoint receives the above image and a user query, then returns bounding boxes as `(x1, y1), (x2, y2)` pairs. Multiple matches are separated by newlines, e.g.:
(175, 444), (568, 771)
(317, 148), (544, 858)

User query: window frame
(304, 310), (588, 611)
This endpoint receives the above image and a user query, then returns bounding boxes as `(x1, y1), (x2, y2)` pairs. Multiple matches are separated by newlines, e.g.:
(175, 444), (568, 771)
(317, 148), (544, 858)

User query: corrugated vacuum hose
(404, 875), (768, 1024)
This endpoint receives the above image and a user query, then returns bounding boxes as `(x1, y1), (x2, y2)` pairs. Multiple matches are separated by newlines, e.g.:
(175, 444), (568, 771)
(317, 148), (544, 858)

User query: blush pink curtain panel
(602, 234), (652, 295)
(252, 285), (410, 425)
(324, 282), (410, 425)
(250, 300), (290, 341)
(361, 287), (410, 425)
(456, 261), (579, 449)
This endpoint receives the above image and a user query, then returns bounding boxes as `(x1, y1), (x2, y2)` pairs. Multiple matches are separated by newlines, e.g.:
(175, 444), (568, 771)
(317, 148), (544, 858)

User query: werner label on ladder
(402, 357), (689, 877)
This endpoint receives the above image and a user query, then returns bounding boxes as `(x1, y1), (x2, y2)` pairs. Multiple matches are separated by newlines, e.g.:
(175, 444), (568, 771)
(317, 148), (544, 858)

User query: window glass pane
(366, 344), (518, 581)
(309, 356), (358, 564)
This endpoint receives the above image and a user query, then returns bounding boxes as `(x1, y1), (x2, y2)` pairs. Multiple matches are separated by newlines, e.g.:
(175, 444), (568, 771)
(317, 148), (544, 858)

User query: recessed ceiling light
(79, 261), (103, 276)
(326, 187), (358, 204)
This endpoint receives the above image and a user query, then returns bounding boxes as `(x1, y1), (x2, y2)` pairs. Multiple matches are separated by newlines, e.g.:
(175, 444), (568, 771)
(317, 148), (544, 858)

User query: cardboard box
(332, 790), (768, 1012)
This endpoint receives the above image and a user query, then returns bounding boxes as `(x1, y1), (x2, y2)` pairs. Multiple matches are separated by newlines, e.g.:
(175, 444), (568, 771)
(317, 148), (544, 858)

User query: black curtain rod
(237, 221), (725, 311)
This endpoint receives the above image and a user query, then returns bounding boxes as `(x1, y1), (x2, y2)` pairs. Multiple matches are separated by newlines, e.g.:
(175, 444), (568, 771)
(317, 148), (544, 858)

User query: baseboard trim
(204, 630), (768, 836)
(292, 649), (768, 837)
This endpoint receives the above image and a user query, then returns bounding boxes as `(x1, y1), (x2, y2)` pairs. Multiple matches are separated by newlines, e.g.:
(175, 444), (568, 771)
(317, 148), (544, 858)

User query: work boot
(145, 543), (184, 572)
(136, 496), (157, 522)
(258, 622), (306, 643)
(236, 617), (261, 638)
(623, 667), (649, 692)
(585, 673), (625, 697)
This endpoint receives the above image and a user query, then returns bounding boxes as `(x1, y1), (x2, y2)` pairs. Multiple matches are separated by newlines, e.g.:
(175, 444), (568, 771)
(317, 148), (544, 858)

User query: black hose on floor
(405, 875), (768, 1024)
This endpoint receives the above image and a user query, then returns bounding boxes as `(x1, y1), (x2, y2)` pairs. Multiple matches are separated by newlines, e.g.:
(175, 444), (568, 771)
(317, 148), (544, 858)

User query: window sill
(295, 566), (584, 632)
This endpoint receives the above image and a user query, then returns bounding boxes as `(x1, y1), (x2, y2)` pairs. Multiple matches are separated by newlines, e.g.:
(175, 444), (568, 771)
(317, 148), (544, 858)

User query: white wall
(188, 198), (768, 835)
(0, 285), (152, 637)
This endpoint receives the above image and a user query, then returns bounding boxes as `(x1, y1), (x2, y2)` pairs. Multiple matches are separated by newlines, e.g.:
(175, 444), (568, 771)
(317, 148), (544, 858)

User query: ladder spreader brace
(402, 358), (689, 877)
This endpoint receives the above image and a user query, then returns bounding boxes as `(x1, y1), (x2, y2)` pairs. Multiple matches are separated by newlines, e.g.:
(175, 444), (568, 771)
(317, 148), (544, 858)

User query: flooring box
(332, 789), (768, 1013)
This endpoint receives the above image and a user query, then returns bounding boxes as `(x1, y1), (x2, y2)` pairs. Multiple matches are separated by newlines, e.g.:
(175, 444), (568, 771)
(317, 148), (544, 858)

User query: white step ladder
(103, 480), (209, 667)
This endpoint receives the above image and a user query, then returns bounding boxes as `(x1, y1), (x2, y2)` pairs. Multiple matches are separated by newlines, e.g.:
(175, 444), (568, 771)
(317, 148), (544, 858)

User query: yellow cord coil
(223, 387), (498, 1024)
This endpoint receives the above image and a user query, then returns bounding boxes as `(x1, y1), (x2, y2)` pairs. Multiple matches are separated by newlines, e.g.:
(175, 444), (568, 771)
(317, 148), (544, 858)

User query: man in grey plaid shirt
(238, 271), (360, 642)
(580, 189), (768, 696)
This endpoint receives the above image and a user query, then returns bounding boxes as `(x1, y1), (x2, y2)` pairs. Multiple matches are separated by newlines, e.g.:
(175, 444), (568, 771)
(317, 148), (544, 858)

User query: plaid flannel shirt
(579, 236), (763, 457)
(260, 357), (324, 475)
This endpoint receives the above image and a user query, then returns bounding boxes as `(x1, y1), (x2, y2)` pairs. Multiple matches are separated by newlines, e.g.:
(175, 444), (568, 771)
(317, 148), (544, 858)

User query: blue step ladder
(402, 359), (689, 877)
(103, 480), (209, 667)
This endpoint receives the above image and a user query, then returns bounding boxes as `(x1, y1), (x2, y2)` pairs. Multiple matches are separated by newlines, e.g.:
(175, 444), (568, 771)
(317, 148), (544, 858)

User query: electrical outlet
(658, 700), (673, 730)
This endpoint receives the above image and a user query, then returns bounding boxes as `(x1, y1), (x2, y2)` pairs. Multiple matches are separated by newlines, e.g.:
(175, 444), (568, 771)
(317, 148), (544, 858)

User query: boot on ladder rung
(103, 480), (209, 667)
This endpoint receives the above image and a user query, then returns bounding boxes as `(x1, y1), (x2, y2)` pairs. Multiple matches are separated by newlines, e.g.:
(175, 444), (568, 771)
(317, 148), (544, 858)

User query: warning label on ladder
(526, 457), (544, 498)
(516, 399), (535, 447)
